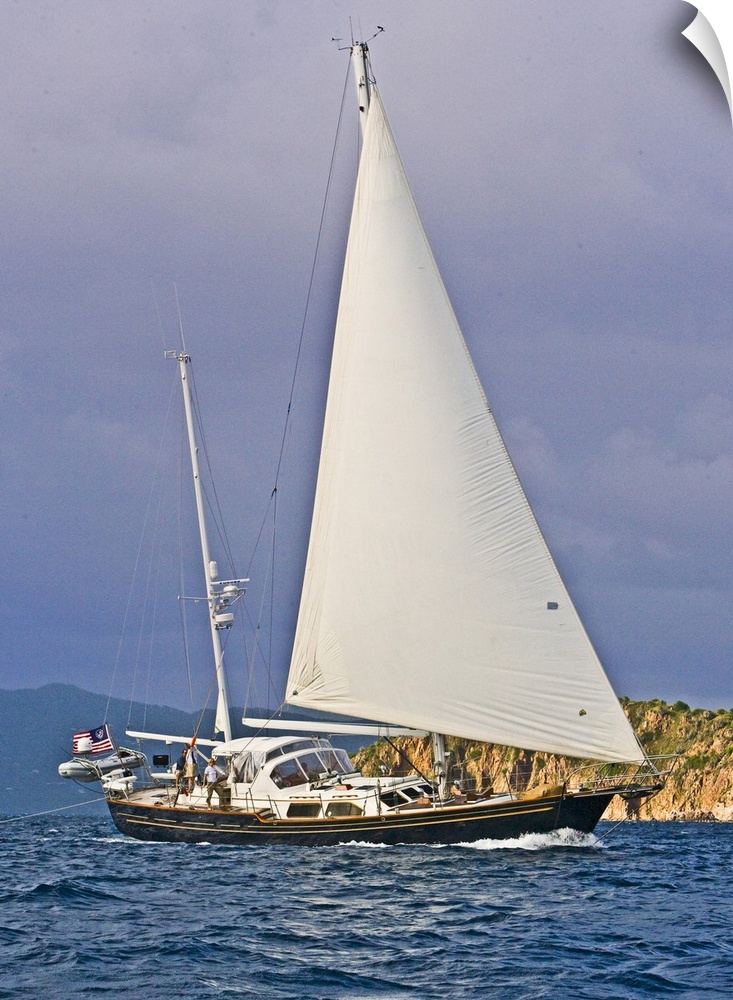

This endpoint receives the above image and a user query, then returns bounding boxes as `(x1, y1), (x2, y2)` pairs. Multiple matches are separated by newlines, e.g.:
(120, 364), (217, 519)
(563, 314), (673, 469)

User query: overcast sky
(1, 1), (731, 720)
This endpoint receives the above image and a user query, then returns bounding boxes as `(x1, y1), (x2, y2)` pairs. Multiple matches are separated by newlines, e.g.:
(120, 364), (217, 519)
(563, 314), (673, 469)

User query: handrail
(566, 754), (680, 793)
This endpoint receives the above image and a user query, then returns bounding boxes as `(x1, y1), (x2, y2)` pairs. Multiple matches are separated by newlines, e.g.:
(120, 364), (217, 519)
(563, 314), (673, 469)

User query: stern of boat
(558, 753), (678, 822)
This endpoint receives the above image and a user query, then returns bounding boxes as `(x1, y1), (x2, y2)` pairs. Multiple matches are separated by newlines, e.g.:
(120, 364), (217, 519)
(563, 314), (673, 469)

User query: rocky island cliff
(352, 699), (733, 822)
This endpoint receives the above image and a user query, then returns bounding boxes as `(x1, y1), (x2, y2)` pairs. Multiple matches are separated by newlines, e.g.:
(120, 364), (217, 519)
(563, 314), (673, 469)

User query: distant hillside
(0, 684), (375, 818)
(5, 687), (733, 821)
(609, 699), (733, 821)
(352, 698), (733, 822)
(0, 684), (220, 817)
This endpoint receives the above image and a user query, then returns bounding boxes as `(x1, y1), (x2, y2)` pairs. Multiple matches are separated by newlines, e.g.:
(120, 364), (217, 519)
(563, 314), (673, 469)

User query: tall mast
(351, 41), (372, 133)
(168, 350), (247, 743)
(349, 40), (450, 797)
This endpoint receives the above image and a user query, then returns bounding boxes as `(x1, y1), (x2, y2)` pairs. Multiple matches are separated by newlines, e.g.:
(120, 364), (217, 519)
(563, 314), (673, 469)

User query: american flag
(73, 724), (114, 755)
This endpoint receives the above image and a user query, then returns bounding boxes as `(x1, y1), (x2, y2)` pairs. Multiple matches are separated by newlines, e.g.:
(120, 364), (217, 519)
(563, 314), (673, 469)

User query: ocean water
(0, 816), (731, 999)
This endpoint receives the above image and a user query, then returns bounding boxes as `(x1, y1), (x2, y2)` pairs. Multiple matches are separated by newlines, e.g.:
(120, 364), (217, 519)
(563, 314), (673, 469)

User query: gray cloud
(1, 1), (731, 714)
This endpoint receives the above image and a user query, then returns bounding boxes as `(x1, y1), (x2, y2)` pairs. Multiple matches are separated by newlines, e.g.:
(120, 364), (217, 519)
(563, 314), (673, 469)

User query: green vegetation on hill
(4, 688), (733, 821)
(352, 698), (733, 822)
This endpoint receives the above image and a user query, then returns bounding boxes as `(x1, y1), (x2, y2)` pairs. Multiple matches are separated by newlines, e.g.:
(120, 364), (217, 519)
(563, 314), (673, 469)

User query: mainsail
(286, 84), (642, 764)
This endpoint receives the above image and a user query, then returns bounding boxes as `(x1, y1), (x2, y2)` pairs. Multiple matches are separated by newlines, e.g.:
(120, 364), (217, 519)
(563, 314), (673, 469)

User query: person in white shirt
(203, 757), (225, 808)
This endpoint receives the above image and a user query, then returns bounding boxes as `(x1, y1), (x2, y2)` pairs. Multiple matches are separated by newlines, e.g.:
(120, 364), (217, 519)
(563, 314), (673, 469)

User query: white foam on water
(336, 840), (390, 849)
(90, 836), (187, 849)
(458, 828), (605, 851)
(91, 830), (603, 852)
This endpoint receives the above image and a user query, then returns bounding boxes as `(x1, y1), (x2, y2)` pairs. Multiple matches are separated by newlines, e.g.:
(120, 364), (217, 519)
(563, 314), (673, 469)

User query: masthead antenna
(332, 23), (384, 52)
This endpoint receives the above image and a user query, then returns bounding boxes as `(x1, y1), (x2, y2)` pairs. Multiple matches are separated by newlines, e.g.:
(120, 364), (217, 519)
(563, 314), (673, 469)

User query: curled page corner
(683, 4), (732, 122)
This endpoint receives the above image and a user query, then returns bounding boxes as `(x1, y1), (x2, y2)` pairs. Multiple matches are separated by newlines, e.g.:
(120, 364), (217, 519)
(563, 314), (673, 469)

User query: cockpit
(227, 737), (355, 787)
(268, 741), (354, 788)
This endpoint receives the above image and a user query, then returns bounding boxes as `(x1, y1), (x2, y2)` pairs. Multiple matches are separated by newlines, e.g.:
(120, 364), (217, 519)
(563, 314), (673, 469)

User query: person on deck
(172, 745), (189, 805)
(203, 757), (226, 809)
(185, 744), (198, 795)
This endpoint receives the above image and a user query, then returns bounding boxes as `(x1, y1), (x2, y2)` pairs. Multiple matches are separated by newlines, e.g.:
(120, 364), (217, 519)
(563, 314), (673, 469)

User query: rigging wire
(128, 428), (170, 726)
(271, 54), (353, 492)
(243, 541), (280, 713)
(107, 375), (179, 728)
(190, 671), (220, 743)
(188, 364), (238, 576)
(0, 798), (106, 824)
(599, 783), (668, 839)
(174, 282), (188, 354)
(142, 509), (166, 729)
(108, 58), (355, 732)
(150, 280), (168, 355)
(380, 735), (433, 786)
(239, 54), (355, 713)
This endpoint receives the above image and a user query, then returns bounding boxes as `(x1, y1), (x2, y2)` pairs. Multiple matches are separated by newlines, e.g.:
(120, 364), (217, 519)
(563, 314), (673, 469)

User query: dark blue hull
(107, 787), (623, 846)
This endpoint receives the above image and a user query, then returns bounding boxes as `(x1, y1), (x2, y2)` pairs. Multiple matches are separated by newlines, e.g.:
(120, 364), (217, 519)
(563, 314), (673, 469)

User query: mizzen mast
(168, 350), (247, 743)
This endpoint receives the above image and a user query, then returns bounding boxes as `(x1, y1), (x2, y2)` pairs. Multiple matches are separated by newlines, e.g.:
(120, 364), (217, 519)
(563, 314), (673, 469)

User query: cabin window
(296, 752), (328, 781)
(265, 740), (318, 764)
(325, 802), (363, 817)
(287, 802), (321, 818)
(316, 748), (354, 774)
(232, 750), (267, 782)
(379, 792), (400, 809)
(400, 785), (433, 801)
(270, 758), (307, 788)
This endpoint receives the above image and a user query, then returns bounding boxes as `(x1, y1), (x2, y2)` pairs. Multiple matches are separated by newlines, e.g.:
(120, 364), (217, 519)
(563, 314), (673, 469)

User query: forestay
(286, 86), (642, 764)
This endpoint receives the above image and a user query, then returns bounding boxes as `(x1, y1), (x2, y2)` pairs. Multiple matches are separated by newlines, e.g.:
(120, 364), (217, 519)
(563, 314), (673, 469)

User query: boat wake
(329, 830), (604, 851)
(334, 840), (389, 849)
(459, 828), (605, 851)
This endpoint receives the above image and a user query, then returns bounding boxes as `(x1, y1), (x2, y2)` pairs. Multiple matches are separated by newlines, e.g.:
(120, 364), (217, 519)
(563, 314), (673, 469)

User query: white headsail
(286, 78), (642, 764)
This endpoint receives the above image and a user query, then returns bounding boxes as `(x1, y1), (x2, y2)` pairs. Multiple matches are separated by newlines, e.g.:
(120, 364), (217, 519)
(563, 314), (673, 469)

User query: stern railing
(565, 754), (680, 796)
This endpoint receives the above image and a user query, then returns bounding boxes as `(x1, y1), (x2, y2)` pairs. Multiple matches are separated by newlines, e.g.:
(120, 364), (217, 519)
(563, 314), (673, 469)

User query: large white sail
(286, 86), (642, 764)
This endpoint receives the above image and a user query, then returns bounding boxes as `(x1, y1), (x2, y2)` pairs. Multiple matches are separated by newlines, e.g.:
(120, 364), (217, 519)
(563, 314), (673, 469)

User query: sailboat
(89, 40), (672, 845)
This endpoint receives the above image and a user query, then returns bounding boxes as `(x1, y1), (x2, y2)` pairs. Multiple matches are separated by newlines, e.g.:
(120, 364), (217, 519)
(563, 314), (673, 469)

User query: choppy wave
(7, 878), (126, 905)
(0, 817), (732, 999)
